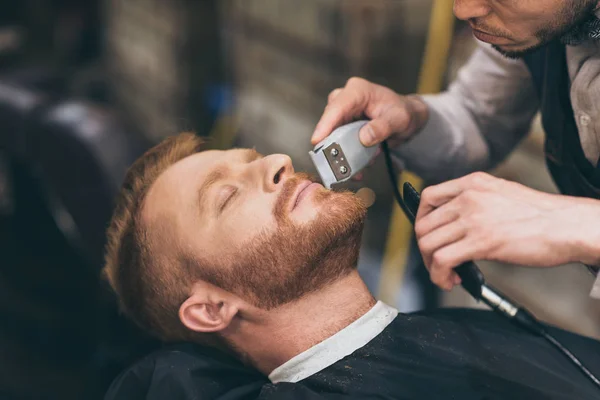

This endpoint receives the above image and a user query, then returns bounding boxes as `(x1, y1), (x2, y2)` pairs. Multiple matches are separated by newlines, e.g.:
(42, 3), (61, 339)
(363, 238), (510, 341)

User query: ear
(179, 290), (239, 333)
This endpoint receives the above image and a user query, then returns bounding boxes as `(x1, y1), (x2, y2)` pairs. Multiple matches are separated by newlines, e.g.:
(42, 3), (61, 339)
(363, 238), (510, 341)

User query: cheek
(500, 4), (559, 37)
(218, 196), (278, 247)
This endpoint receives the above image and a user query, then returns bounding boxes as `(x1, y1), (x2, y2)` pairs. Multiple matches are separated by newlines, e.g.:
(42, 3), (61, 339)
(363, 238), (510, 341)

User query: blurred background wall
(0, 1), (597, 399)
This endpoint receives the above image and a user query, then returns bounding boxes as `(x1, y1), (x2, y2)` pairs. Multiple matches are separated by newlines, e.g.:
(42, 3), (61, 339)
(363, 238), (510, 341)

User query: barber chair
(0, 81), (47, 157)
(0, 78), (158, 398)
(28, 100), (148, 267)
(31, 98), (161, 394)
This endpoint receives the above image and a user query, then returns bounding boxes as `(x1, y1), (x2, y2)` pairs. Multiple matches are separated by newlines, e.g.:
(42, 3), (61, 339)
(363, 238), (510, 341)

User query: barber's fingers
(311, 101), (364, 145)
(417, 180), (468, 223)
(429, 267), (461, 292)
(429, 238), (490, 291)
(312, 78), (377, 145)
(418, 220), (466, 270)
(358, 103), (415, 147)
(417, 173), (499, 222)
(312, 77), (423, 148)
(328, 88), (343, 103)
(415, 197), (461, 240)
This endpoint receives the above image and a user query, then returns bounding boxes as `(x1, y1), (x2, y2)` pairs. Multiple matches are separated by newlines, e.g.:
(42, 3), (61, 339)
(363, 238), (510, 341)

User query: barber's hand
(415, 172), (600, 291)
(311, 77), (429, 149)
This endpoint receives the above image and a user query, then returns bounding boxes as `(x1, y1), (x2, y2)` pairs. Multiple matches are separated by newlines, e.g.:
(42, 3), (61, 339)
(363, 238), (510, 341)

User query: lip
(472, 29), (511, 45)
(291, 181), (319, 211)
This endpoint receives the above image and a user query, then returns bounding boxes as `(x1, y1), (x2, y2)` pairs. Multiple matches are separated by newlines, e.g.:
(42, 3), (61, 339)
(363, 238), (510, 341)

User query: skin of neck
(220, 270), (377, 376)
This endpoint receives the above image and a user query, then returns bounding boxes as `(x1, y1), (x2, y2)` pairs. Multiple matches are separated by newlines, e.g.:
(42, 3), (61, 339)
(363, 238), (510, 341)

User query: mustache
(273, 172), (317, 221)
(469, 20), (512, 39)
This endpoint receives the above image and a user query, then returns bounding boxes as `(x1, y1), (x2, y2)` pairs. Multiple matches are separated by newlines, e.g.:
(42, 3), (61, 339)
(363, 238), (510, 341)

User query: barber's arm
(311, 41), (539, 182)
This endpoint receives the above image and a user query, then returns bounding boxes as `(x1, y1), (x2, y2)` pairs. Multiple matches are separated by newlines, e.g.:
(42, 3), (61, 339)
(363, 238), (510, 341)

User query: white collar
(268, 301), (398, 383)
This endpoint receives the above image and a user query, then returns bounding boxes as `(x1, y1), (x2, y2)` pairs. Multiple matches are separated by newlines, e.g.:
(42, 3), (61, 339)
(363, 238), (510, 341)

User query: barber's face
(454, 0), (598, 58)
(145, 148), (366, 308)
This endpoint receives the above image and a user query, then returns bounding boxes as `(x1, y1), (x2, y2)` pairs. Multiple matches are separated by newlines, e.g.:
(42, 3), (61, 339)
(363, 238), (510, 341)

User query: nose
(262, 154), (294, 192)
(453, 0), (492, 21)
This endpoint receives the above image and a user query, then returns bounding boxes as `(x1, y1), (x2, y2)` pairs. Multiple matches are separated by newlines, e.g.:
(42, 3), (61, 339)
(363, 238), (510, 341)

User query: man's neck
(224, 270), (376, 375)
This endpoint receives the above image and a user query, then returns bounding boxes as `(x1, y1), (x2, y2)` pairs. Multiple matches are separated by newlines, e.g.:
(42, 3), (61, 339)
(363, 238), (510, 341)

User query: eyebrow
(197, 168), (226, 212)
(196, 149), (262, 212)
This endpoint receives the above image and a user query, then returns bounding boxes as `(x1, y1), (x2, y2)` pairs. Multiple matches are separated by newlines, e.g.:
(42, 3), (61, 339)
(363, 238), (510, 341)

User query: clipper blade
(309, 148), (337, 189)
(309, 120), (377, 189)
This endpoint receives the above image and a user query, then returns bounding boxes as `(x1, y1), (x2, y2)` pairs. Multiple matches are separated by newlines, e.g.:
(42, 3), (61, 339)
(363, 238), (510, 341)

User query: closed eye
(218, 187), (238, 214)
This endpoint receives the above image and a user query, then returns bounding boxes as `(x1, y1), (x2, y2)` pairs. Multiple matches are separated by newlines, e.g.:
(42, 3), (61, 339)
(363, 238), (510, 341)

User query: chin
(320, 190), (366, 216)
(492, 39), (546, 60)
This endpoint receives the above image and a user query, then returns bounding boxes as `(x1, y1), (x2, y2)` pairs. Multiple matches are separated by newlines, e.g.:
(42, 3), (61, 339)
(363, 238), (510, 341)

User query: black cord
(544, 332), (600, 387)
(381, 141), (415, 223)
(380, 140), (600, 391)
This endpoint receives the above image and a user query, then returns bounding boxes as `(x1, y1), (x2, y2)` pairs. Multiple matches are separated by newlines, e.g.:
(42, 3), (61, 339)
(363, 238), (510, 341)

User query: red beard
(206, 173), (367, 309)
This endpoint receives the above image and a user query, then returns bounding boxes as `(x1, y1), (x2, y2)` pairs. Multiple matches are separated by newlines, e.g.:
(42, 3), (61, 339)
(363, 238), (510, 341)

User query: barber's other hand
(415, 172), (600, 291)
(311, 77), (429, 148)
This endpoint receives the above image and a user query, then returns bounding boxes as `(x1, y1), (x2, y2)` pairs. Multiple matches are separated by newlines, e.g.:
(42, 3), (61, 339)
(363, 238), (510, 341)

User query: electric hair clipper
(309, 120), (379, 189)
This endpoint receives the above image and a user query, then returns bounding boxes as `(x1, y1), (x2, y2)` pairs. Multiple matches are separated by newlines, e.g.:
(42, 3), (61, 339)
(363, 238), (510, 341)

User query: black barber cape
(105, 308), (600, 400)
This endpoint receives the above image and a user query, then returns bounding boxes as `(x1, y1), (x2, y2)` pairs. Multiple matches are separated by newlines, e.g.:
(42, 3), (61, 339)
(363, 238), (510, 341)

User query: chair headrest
(0, 82), (46, 158)
(26, 100), (150, 268)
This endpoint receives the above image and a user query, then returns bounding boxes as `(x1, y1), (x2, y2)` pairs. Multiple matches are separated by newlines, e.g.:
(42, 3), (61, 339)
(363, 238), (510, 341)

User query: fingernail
(359, 126), (375, 146)
(310, 128), (319, 141)
(311, 124), (322, 140)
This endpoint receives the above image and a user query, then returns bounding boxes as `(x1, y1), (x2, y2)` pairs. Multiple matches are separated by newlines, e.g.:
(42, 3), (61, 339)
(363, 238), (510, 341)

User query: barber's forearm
(391, 42), (539, 183)
(392, 93), (491, 183)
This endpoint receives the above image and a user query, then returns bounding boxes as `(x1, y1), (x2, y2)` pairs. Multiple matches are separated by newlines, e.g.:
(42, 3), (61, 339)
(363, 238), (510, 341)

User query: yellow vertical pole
(377, 0), (456, 304)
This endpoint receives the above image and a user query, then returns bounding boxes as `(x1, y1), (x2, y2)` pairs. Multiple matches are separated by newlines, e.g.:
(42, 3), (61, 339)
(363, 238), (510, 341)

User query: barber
(311, 0), (600, 294)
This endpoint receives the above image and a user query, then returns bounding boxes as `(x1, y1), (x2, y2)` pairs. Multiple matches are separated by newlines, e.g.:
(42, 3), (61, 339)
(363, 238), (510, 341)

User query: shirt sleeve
(393, 41), (540, 183)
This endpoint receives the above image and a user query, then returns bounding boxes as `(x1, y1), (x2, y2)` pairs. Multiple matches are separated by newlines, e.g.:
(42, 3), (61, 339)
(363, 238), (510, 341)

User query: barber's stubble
(202, 173), (367, 310)
(475, 0), (598, 59)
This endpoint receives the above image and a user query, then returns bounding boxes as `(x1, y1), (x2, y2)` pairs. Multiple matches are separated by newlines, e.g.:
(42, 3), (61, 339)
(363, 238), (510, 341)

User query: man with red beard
(104, 133), (600, 400)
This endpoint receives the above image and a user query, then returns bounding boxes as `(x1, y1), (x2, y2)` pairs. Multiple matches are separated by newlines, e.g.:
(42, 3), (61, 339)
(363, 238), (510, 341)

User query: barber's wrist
(387, 95), (429, 148)
(581, 228), (600, 268)
(568, 201), (600, 267)
(405, 95), (429, 138)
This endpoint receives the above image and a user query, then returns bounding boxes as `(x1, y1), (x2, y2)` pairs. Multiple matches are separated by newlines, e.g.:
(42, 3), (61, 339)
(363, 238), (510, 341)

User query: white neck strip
(268, 301), (398, 383)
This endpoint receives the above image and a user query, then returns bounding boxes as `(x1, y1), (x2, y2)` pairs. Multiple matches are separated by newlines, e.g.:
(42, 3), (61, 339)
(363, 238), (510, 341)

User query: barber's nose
(453, 0), (491, 21)
(263, 154), (294, 192)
